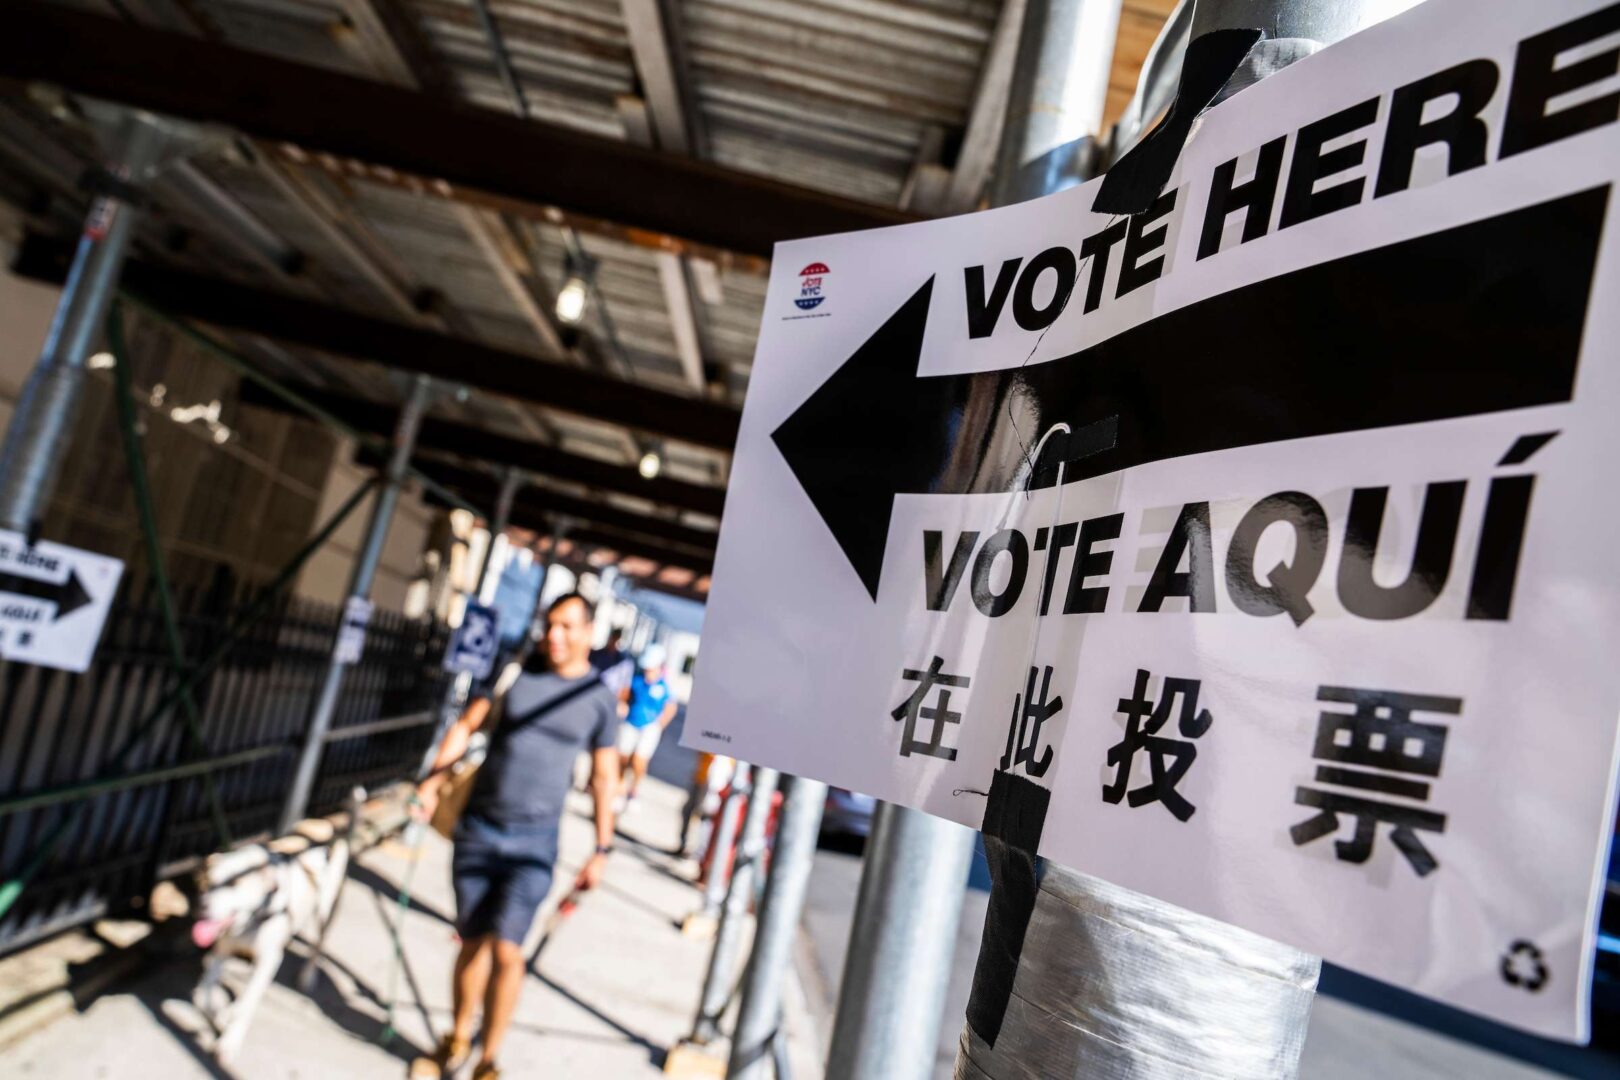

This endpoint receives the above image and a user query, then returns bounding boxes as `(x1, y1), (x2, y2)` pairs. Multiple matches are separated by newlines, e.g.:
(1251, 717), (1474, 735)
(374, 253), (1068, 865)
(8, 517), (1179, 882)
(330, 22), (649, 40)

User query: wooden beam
(12, 232), (742, 451)
(235, 381), (728, 519)
(1, 1), (919, 257)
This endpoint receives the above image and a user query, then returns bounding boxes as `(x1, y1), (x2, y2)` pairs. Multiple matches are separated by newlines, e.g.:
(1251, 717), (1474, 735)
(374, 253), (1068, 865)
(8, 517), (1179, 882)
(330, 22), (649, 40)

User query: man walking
(410, 593), (620, 1079)
(616, 643), (679, 812)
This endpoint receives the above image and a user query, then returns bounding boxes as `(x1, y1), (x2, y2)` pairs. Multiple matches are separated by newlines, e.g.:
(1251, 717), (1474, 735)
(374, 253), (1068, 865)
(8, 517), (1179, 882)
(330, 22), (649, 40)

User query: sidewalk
(0, 767), (825, 1078)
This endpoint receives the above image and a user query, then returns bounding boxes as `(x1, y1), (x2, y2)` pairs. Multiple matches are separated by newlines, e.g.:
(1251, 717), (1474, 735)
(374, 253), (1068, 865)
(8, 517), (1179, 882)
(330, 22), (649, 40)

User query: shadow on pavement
(346, 858), (456, 931)
(526, 965), (668, 1069)
(288, 937), (432, 1066)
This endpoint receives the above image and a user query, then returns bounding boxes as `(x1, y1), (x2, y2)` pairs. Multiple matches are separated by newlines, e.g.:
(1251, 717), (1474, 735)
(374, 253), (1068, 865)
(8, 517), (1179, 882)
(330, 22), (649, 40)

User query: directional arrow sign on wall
(0, 532), (123, 672)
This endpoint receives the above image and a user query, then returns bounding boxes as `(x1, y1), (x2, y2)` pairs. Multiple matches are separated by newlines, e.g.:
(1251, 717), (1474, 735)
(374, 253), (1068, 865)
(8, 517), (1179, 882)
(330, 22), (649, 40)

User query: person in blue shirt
(615, 644), (678, 811)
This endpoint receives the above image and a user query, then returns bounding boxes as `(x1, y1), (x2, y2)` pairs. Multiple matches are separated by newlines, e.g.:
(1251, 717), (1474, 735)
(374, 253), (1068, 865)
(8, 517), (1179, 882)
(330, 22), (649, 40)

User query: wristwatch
(595, 844), (614, 856)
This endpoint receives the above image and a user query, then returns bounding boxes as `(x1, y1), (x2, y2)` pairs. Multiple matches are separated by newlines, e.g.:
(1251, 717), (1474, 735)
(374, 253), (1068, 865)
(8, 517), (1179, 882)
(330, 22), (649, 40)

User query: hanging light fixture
(555, 251), (590, 325)
(555, 275), (588, 324)
(638, 448), (663, 479)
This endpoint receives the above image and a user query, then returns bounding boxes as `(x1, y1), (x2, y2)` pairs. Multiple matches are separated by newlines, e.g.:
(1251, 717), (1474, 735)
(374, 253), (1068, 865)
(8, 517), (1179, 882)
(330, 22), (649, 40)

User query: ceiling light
(638, 450), (662, 480)
(88, 351), (115, 371)
(555, 277), (588, 324)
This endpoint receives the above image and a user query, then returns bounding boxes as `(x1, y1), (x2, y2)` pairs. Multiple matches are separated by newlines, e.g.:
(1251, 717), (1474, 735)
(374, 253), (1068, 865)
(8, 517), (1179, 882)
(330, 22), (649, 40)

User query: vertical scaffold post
(0, 113), (169, 534)
(280, 374), (432, 834)
(691, 766), (780, 1045)
(727, 773), (828, 1079)
(827, 5), (1123, 1076)
(955, 3), (1413, 1076)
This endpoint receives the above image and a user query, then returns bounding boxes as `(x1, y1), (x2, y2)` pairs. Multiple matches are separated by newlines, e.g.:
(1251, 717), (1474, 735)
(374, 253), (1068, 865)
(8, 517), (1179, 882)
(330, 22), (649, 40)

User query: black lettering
(1337, 482), (1466, 620)
(1375, 60), (1500, 198)
(1225, 491), (1328, 626)
(1037, 522), (1077, 615)
(971, 528), (1029, 617)
(1198, 137), (1286, 260)
(1064, 513), (1123, 614)
(1117, 189), (1178, 298)
(1467, 475), (1535, 620)
(1501, 3), (1620, 158)
(1138, 503), (1216, 613)
(1079, 218), (1129, 314)
(1279, 98), (1380, 229)
(1012, 247), (1078, 331)
(924, 529), (978, 611)
(964, 258), (1022, 338)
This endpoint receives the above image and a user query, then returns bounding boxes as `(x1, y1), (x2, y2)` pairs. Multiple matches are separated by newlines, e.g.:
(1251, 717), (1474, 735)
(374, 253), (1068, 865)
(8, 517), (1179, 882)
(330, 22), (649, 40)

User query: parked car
(821, 787), (876, 839)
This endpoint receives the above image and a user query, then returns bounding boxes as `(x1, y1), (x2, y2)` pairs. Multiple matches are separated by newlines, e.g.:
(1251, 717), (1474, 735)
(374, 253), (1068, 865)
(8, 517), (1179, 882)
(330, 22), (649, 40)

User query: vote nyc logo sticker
(787, 261), (831, 319)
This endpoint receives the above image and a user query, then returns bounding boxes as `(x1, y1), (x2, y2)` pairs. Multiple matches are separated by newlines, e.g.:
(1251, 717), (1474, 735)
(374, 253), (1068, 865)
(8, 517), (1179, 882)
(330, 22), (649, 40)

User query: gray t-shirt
(467, 666), (618, 828)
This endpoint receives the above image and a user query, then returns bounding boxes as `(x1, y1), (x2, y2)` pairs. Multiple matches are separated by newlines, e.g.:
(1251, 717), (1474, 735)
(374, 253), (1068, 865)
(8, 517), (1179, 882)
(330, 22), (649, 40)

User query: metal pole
(957, 4), (1416, 1077)
(826, 7), (1123, 1074)
(421, 466), (523, 774)
(692, 765), (779, 1045)
(698, 765), (750, 918)
(826, 802), (975, 1079)
(475, 466), (521, 603)
(0, 113), (168, 533)
(987, 0), (1121, 206)
(727, 774), (828, 1080)
(280, 374), (432, 833)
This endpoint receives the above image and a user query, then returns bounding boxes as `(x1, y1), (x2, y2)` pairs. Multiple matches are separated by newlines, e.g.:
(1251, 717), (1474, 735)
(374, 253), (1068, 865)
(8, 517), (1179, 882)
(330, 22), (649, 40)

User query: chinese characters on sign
(1001, 665), (1063, 777)
(891, 656), (970, 760)
(1104, 669), (1212, 821)
(890, 666), (1460, 879)
(1291, 686), (1457, 876)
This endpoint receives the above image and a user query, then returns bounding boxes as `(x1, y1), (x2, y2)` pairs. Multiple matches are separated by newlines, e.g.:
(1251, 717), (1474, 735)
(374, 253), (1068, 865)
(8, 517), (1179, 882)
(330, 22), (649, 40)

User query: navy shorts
(452, 813), (560, 945)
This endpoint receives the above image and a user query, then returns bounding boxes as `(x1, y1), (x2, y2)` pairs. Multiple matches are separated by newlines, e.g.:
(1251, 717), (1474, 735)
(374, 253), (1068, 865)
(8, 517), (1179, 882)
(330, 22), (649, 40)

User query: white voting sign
(687, 0), (1620, 1042)
(0, 531), (122, 673)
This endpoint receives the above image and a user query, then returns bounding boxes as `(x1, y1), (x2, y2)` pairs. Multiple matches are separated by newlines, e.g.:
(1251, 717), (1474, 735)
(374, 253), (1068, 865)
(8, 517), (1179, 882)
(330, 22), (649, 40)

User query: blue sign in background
(444, 601), (500, 678)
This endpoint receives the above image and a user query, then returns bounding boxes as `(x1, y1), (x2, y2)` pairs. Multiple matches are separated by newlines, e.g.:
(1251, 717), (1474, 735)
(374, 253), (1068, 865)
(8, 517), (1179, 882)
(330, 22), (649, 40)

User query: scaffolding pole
(727, 773), (828, 1080)
(954, 2), (1417, 1077)
(280, 374), (432, 834)
(821, 9), (1129, 1076)
(0, 112), (168, 533)
(690, 765), (779, 1045)
(826, 802), (975, 1079)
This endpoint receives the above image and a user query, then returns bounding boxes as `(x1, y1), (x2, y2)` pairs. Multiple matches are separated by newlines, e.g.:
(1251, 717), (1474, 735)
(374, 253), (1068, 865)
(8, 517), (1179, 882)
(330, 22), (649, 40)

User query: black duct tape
(1092, 28), (1263, 217)
(965, 770), (1051, 1047)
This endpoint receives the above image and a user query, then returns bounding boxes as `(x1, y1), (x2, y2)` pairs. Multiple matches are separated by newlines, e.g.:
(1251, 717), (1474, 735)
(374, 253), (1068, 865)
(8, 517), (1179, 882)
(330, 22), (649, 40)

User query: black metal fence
(0, 570), (451, 955)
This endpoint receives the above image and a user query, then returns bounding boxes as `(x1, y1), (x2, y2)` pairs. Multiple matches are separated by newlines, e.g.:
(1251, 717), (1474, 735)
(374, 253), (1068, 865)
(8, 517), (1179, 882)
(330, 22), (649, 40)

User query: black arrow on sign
(0, 567), (93, 620)
(772, 186), (1606, 600)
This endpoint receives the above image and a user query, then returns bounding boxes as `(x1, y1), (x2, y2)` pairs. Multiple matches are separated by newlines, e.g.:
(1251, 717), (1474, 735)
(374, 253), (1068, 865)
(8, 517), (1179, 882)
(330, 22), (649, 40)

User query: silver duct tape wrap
(955, 865), (1320, 1079)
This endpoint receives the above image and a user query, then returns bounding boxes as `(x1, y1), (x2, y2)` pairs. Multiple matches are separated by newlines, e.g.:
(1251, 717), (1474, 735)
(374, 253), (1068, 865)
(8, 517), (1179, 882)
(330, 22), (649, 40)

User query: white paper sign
(687, 0), (1620, 1042)
(0, 531), (122, 673)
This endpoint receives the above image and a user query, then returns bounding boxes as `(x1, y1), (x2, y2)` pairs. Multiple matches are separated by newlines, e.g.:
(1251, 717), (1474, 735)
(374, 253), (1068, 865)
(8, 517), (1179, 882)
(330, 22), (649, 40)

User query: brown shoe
(471, 1063), (501, 1080)
(409, 1035), (471, 1079)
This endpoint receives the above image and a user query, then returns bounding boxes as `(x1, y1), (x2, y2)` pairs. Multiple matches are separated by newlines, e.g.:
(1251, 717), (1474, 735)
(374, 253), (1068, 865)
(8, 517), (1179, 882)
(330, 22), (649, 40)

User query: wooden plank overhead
(0, 1), (919, 258)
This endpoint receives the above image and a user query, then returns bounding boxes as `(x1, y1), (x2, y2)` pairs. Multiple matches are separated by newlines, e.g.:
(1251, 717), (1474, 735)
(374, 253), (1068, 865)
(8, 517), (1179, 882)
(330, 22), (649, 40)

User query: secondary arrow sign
(772, 187), (1605, 600)
(0, 566), (92, 620)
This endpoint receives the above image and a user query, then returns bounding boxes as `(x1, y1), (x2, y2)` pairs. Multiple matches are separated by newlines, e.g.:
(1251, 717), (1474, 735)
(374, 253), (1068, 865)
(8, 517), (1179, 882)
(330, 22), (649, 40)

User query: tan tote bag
(427, 653), (528, 840)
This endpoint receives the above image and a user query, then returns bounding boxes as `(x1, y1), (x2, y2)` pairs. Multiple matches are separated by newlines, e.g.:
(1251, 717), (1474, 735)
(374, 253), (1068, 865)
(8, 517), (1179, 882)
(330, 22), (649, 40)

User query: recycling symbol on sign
(1500, 940), (1549, 992)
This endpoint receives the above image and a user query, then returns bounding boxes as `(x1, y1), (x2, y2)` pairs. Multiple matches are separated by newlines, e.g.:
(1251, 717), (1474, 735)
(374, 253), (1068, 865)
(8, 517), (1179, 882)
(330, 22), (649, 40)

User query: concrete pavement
(0, 764), (824, 1079)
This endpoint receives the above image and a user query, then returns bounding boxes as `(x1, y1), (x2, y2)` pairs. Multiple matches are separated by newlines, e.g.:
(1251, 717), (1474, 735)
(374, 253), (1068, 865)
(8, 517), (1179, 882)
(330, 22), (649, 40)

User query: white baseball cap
(640, 644), (668, 670)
